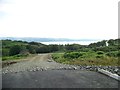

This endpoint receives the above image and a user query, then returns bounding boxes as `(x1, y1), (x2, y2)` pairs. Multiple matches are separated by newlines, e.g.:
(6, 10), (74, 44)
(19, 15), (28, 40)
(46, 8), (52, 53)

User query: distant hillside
(0, 37), (98, 42)
(89, 39), (120, 47)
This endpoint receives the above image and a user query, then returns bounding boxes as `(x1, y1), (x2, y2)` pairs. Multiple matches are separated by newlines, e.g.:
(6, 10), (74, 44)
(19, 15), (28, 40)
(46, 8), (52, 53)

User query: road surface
(2, 54), (119, 88)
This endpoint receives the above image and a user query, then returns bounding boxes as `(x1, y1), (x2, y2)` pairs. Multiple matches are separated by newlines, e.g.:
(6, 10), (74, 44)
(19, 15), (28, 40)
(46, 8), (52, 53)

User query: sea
(41, 41), (99, 45)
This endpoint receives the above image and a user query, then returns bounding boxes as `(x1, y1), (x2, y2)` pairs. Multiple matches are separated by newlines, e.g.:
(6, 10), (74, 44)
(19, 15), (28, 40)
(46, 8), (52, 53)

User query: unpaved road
(2, 54), (119, 88)
(2, 54), (80, 73)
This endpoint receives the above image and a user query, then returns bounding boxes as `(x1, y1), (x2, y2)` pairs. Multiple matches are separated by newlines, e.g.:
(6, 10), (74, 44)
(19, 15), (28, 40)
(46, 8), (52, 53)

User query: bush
(52, 56), (59, 59)
(106, 51), (118, 57)
(79, 48), (91, 52)
(63, 52), (82, 59)
(9, 45), (22, 56)
(96, 55), (104, 58)
(96, 51), (104, 55)
(14, 54), (28, 57)
(117, 51), (120, 57)
(2, 49), (9, 56)
(26, 45), (36, 54)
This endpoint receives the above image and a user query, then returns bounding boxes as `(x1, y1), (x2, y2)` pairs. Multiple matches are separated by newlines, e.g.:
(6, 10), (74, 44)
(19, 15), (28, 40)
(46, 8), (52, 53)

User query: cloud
(0, 0), (118, 39)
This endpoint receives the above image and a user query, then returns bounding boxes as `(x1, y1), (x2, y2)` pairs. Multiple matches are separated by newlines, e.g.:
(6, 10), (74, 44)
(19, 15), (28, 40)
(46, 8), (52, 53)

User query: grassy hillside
(2, 40), (44, 61)
(52, 51), (119, 66)
(52, 39), (120, 66)
(1, 39), (120, 66)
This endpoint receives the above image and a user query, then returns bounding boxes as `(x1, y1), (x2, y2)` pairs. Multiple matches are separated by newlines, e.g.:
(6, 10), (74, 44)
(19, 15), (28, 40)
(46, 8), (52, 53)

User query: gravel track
(2, 54), (120, 76)
(2, 54), (79, 74)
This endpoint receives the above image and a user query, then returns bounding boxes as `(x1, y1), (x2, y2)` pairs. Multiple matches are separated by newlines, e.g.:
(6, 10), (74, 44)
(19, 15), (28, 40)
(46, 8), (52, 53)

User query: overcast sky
(0, 0), (119, 39)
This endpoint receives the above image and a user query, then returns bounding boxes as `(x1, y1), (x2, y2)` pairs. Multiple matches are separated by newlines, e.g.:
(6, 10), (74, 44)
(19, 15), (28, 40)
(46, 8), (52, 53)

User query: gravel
(2, 54), (120, 76)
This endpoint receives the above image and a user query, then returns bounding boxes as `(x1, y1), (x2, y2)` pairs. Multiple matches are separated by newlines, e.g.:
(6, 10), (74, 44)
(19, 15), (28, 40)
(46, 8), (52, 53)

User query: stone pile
(2, 65), (120, 76)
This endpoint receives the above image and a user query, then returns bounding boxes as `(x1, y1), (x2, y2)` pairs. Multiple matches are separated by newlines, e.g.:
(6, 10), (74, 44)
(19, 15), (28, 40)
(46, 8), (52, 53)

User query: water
(41, 41), (99, 45)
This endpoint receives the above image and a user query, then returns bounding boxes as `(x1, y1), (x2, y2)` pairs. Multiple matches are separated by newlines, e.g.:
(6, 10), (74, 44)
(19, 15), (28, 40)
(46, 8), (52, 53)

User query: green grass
(2, 54), (29, 61)
(52, 51), (119, 66)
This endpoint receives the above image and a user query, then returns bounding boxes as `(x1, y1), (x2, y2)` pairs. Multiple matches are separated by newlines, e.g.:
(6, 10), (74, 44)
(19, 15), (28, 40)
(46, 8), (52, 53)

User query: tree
(108, 39), (115, 46)
(19, 45), (29, 55)
(9, 45), (22, 56)
(36, 45), (50, 53)
(49, 45), (59, 52)
(26, 45), (36, 54)
(65, 44), (80, 51)
(88, 40), (106, 48)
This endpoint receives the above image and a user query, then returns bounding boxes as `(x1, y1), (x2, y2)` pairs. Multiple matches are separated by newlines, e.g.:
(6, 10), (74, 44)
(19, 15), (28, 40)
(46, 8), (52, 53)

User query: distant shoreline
(40, 41), (99, 45)
(0, 37), (102, 44)
(0, 37), (101, 45)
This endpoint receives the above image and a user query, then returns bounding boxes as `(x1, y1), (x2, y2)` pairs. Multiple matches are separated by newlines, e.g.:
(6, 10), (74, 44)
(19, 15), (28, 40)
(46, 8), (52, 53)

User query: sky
(0, 0), (119, 40)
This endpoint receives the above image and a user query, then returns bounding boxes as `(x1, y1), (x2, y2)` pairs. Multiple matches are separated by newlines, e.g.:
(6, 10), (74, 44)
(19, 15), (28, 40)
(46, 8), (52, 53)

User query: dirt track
(2, 54), (79, 74)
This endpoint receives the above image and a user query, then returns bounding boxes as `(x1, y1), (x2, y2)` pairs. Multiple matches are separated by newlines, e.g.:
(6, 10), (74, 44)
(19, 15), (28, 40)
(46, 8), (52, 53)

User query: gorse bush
(106, 51), (118, 57)
(52, 55), (59, 59)
(96, 55), (104, 58)
(9, 45), (22, 56)
(2, 48), (9, 56)
(9, 45), (28, 56)
(63, 52), (83, 59)
(117, 51), (120, 57)
(96, 51), (104, 55)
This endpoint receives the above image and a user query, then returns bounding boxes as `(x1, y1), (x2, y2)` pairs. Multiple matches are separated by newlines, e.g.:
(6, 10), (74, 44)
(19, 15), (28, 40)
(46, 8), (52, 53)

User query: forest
(1, 39), (120, 66)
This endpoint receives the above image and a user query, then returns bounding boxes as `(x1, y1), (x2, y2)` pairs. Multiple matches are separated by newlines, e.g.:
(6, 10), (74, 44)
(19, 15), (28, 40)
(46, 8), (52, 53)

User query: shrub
(96, 51), (104, 55)
(9, 45), (22, 56)
(63, 52), (82, 59)
(96, 55), (103, 58)
(26, 45), (36, 54)
(2, 49), (9, 56)
(117, 51), (120, 57)
(106, 51), (118, 57)
(52, 56), (59, 59)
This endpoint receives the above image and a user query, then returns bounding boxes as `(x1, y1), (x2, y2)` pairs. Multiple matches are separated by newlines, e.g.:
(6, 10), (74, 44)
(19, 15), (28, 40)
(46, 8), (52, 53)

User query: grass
(52, 51), (119, 66)
(2, 54), (29, 61)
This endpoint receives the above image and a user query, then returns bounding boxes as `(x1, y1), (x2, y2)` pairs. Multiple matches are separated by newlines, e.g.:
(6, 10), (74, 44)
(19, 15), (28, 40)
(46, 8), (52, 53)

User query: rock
(36, 66), (39, 69)
(33, 69), (36, 72)
(79, 66), (82, 69)
(4, 72), (7, 74)
(29, 70), (33, 72)
(14, 71), (18, 73)
(73, 67), (77, 70)
(86, 66), (91, 69)
(36, 67), (40, 71)
(46, 67), (49, 69)
(59, 67), (63, 69)
(94, 67), (98, 71)
(41, 69), (43, 71)
(80, 67), (84, 70)
(89, 68), (93, 71)
(117, 72), (120, 76)
(114, 68), (118, 73)
(44, 68), (47, 71)
(10, 70), (13, 72)
(68, 67), (72, 70)
(47, 59), (53, 62)
(61, 67), (66, 70)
